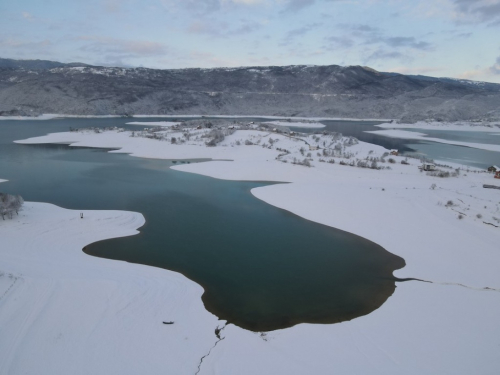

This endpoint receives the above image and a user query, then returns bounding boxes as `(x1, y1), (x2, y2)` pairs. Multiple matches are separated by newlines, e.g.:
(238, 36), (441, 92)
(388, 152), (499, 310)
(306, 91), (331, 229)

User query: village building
(421, 163), (436, 171)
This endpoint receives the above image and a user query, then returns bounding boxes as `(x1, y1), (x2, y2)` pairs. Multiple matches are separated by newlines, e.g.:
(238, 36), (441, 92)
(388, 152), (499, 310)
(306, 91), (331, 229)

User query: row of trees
(0, 193), (24, 220)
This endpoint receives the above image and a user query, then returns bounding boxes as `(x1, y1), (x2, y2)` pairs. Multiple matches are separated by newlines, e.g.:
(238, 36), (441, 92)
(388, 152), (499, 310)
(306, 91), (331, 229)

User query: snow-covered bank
(10, 125), (500, 374)
(366, 129), (500, 152)
(0, 113), (391, 122)
(0, 202), (223, 374)
(377, 121), (500, 132)
(0, 114), (62, 121)
(126, 121), (180, 127)
(129, 114), (392, 121)
(263, 120), (325, 128)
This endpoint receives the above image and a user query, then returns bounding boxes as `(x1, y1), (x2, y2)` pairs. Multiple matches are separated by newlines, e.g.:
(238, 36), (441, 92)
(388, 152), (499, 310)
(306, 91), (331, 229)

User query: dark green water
(0, 119), (406, 331)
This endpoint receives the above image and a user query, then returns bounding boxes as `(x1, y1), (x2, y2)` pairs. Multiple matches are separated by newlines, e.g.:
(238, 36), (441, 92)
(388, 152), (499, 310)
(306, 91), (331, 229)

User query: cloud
(339, 23), (380, 34)
(282, 0), (316, 13)
(281, 23), (322, 45)
(366, 49), (406, 62)
(490, 56), (500, 75)
(104, 0), (122, 13)
(452, 0), (500, 25)
(161, 0), (222, 14)
(22, 12), (34, 20)
(0, 37), (55, 58)
(323, 35), (355, 49)
(187, 19), (261, 37)
(0, 37), (52, 50)
(77, 36), (169, 58)
(382, 36), (432, 50)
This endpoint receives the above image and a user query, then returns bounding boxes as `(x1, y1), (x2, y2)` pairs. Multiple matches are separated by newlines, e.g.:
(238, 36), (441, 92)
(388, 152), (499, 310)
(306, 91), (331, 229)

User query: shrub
(0, 193), (24, 220)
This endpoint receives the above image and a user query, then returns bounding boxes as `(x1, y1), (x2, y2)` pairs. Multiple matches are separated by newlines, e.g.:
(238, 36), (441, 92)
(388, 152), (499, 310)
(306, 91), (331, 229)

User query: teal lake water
(0, 118), (406, 331)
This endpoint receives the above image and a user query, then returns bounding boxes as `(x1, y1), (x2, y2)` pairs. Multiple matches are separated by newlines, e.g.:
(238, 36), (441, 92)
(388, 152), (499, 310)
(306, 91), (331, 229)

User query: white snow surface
(0, 202), (223, 375)
(376, 121), (500, 132)
(0, 114), (62, 121)
(263, 120), (326, 128)
(366, 129), (500, 152)
(126, 121), (181, 127)
(7, 126), (500, 374)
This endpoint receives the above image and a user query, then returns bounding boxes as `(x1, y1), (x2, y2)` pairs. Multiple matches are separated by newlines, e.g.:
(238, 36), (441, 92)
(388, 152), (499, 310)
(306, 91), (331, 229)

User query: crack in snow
(195, 323), (227, 375)
(398, 278), (500, 293)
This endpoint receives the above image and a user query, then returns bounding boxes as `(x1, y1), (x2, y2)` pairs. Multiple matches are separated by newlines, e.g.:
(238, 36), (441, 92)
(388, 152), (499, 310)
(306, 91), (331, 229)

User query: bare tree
(0, 193), (24, 220)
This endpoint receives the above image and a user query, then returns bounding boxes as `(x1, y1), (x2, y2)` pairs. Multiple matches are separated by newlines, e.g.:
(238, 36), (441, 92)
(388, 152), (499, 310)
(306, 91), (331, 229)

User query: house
(390, 149), (399, 156)
(495, 171), (500, 179)
(421, 163), (436, 171)
(309, 145), (319, 151)
(487, 165), (499, 172)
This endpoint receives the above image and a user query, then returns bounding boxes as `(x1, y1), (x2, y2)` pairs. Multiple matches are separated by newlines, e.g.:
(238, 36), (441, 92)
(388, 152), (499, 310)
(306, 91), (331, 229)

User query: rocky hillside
(1, 59), (499, 122)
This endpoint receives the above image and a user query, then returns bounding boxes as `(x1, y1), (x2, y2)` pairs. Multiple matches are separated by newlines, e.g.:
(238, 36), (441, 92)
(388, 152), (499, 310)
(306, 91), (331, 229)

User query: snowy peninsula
(3, 119), (500, 374)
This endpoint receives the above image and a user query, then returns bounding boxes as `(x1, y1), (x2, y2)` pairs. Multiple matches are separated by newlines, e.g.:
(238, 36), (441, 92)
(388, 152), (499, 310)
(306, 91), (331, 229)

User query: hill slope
(1, 60), (499, 121)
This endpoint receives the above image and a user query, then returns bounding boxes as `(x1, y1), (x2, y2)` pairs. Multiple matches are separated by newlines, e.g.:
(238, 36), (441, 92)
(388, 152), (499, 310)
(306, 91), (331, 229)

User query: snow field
(7, 124), (500, 374)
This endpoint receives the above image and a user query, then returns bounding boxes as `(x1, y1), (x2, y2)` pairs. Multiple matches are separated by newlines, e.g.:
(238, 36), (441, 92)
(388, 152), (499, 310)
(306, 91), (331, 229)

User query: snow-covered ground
(262, 120), (325, 128)
(126, 121), (181, 127)
(0, 114), (63, 121)
(376, 121), (500, 132)
(366, 129), (500, 152)
(0, 201), (226, 375)
(4, 123), (500, 374)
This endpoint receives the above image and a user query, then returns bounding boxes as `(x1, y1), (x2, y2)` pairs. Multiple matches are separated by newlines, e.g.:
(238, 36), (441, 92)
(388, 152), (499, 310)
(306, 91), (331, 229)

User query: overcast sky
(1, 0), (499, 82)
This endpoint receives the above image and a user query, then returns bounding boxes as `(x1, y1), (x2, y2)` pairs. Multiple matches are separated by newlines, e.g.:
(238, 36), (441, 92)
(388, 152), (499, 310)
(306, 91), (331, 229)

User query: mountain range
(1, 58), (499, 122)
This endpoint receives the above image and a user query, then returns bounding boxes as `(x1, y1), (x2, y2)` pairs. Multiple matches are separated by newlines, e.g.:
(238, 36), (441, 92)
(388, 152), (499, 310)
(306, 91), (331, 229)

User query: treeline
(0, 193), (24, 220)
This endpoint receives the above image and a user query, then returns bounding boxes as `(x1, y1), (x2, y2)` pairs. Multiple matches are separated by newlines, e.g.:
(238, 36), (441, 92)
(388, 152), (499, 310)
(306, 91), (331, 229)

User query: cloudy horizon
(1, 0), (499, 82)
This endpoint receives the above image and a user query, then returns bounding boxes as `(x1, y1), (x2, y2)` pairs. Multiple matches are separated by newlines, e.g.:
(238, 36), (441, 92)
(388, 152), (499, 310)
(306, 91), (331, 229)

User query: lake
(0, 118), (405, 331)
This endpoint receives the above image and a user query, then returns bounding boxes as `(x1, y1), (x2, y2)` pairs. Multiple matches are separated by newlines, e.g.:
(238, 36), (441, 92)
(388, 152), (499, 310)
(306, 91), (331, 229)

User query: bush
(0, 193), (24, 220)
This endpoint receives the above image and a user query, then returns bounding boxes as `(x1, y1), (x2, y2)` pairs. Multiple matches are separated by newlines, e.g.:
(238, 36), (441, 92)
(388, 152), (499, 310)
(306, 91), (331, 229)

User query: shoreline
(375, 121), (500, 132)
(0, 201), (225, 374)
(366, 129), (500, 152)
(0, 113), (392, 122)
(4, 123), (500, 374)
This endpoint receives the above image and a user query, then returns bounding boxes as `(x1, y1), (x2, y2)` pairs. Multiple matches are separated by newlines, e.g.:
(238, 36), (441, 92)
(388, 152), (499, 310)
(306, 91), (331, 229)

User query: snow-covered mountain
(1, 58), (499, 122)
